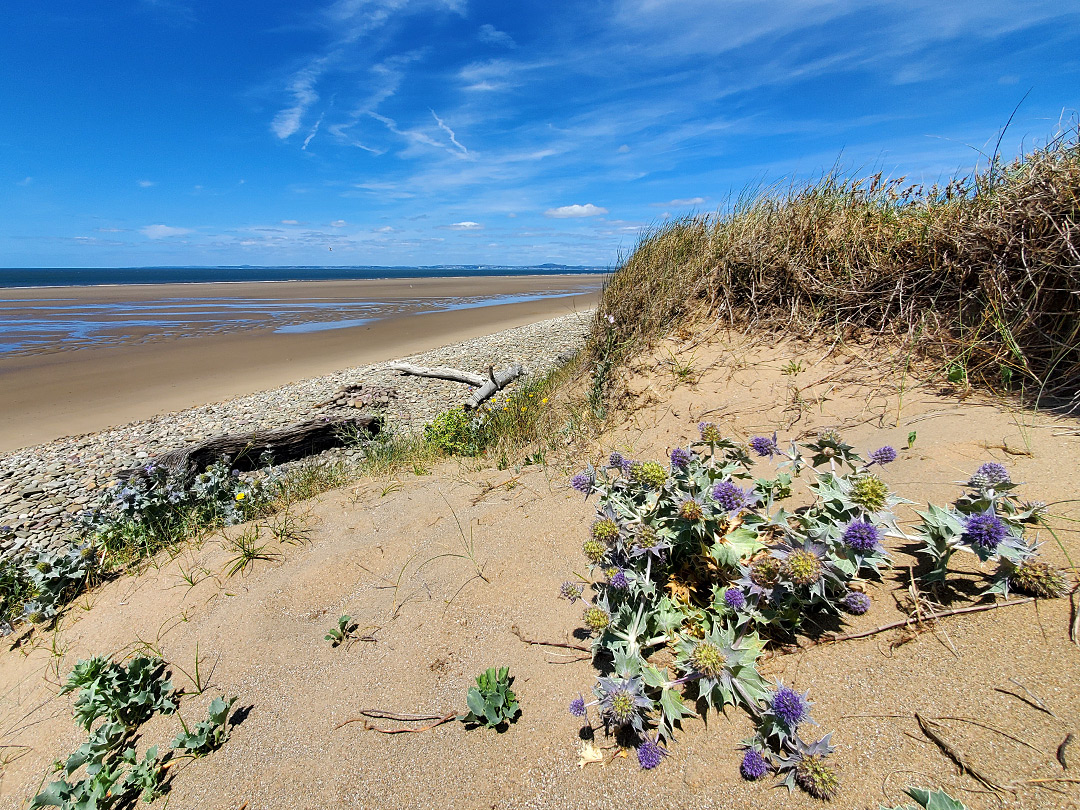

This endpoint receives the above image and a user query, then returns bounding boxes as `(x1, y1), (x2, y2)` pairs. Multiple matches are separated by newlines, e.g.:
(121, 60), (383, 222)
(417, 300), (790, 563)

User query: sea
(0, 264), (607, 289)
(0, 265), (607, 356)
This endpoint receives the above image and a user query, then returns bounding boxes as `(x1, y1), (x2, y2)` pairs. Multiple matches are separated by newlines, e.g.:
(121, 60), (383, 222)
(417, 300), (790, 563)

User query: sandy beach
(0, 275), (602, 452)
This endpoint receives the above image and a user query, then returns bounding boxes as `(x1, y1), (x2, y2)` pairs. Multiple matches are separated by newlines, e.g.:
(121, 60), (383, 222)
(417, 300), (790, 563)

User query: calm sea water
(0, 265), (606, 288)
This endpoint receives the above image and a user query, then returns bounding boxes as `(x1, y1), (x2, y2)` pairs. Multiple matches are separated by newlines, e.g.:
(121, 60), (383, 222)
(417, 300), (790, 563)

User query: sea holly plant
(565, 431), (1068, 797)
(913, 462), (1061, 595)
(459, 666), (521, 728)
(171, 695), (238, 756)
(32, 656), (238, 810)
(563, 427), (908, 797)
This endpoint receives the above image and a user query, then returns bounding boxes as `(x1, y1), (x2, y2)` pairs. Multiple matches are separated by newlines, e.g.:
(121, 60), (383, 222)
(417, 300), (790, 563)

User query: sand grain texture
(2, 331), (1079, 810)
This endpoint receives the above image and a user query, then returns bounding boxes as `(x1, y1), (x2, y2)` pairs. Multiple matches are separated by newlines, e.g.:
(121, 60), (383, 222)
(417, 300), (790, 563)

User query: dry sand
(1, 328), (1078, 809)
(0, 276), (601, 451)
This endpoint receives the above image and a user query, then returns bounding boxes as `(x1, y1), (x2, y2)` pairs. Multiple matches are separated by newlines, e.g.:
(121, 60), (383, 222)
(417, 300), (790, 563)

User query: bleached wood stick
(388, 361), (526, 409)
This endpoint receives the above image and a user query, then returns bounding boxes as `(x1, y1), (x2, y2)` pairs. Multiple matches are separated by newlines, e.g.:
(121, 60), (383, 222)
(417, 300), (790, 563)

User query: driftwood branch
(117, 414), (380, 484)
(388, 361), (525, 409)
(334, 709), (457, 733)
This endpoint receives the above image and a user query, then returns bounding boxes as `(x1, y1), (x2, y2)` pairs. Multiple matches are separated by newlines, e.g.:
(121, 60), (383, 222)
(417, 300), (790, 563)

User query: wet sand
(0, 276), (602, 452)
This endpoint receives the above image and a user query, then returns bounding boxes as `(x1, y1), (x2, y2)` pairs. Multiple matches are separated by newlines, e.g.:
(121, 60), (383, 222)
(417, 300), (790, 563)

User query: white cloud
(302, 115), (323, 150)
(431, 109), (468, 154)
(375, 225), (395, 232)
(138, 180), (155, 188)
(17, 176), (32, 186)
(651, 196), (706, 206)
(272, 64), (323, 139)
(478, 24), (516, 48)
(281, 219), (300, 225)
(141, 224), (192, 238)
(447, 221), (483, 230)
(330, 219), (347, 227)
(544, 204), (608, 218)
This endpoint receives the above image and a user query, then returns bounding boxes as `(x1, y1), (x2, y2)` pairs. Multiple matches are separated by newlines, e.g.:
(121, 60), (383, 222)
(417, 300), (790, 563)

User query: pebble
(0, 311), (593, 559)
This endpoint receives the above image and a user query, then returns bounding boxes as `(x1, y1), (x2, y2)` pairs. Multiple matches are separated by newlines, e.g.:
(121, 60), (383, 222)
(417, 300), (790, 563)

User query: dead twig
(335, 709), (457, 733)
(511, 623), (590, 652)
(930, 716), (1040, 752)
(915, 712), (1010, 794)
(812, 598), (1035, 645)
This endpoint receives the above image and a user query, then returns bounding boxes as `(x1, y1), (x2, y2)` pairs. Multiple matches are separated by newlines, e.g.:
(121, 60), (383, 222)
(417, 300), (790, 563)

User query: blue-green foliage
(459, 666), (520, 728)
(77, 458), (275, 566)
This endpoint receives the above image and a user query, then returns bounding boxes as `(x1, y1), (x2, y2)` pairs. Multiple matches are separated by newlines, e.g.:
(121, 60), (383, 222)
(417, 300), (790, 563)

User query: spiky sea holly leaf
(658, 686), (696, 736)
(641, 665), (668, 689)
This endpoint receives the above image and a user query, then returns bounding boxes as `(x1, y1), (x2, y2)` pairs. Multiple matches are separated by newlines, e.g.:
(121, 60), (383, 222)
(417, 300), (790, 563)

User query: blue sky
(3, 1), (1078, 268)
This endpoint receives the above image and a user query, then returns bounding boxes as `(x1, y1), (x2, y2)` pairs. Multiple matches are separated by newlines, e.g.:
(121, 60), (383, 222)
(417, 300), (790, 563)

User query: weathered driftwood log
(116, 414), (380, 483)
(387, 362), (525, 410)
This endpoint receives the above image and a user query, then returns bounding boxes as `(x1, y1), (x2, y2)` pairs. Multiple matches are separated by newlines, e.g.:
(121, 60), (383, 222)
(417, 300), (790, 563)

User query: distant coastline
(0, 264), (610, 289)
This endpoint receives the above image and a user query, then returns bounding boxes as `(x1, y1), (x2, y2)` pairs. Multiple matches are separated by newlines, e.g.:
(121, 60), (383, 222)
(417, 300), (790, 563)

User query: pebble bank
(0, 311), (593, 559)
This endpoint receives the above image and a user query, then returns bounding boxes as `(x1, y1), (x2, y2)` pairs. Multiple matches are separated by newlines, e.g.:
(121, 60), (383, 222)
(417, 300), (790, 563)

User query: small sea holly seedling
(171, 695), (237, 756)
(460, 667), (521, 729)
(325, 614), (355, 647)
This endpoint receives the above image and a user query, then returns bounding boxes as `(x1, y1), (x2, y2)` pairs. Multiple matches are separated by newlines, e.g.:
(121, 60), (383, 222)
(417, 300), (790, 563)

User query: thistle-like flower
(968, 462), (1011, 489)
(629, 461), (668, 490)
(582, 539), (608, 564)
(850, 474), (889, 512)
(569, 695), (587, 717)
(740, 748), (770, 780)
(749, 434), (778, 458)
(723, 587), (747, 611)
(749, 556), (782, 588)
(711, 481), (755, 513)
(637, 738), (668, 770)
(1008, 559), (1067, 598)
(570, 468), (594, 495)
(670, 447), (692, 469)
(770, 684), (810, 729)
(868, 445), (897, 465)
(795, 753), (840, 799)
(840, 591), (871, 615)
(841, 520), (882, 553)
(559, 581), (584, 603)
(782, 549), (823, 586)
(583, 605), (611, 633)
(595, 676), (653, 733)
(963, 511), (1009, 551)
(628, 524), (672, 559)
(609, 569), (630, 590)
(678, 498), (704, 522)
(698, 422), (723, 444)
(592, 515), (620, 544)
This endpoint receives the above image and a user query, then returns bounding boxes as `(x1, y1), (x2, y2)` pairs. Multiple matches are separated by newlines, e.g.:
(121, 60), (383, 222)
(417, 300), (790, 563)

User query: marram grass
(588, 124), (1080, 402)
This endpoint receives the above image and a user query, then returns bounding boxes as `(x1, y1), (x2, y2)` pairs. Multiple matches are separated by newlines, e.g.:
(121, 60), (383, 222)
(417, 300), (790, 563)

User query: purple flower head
(841, 591), (871, 615)
(969, 462), (1011, 489)
(711, 481), (755, 513)
(868, 446), (897, 465)
(963, 511), (1009, 551)
(749, 434), (778, 458)
(609, 569), (630, 590)
(771, 685), (809, 729)
(842, 520), (883, 553)
(723, 587), (747, 611)
(741, 748), (770, 780)
(570, 466), (595, 495)
(569, 695), (587, 717)
(637, 739), (667, 770)
(698, 421), (723, 444)
(559, 581), (584, 603)
(670, 446), (692, 469)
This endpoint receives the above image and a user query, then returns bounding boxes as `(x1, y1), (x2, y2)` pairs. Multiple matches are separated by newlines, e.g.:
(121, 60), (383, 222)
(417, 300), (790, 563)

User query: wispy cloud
(330, 219), (347, 227)
(431, 110), (468, 154)
(445, 221), (483, 230)
(478, 24), (516, 48)
(545, 204), (608, 218)
(302, 115), (323, 150)
(138, 180), (155, 188)
(652, 196), (706, 206)
(141, 224), (192, 238)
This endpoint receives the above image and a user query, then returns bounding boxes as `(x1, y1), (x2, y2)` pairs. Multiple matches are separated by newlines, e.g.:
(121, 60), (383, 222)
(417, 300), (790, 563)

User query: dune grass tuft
(588, 124), (1080, 406)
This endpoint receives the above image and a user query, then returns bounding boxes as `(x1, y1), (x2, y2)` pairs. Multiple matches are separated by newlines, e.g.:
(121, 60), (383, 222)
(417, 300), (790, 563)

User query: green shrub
(423, 407), (488, 456)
